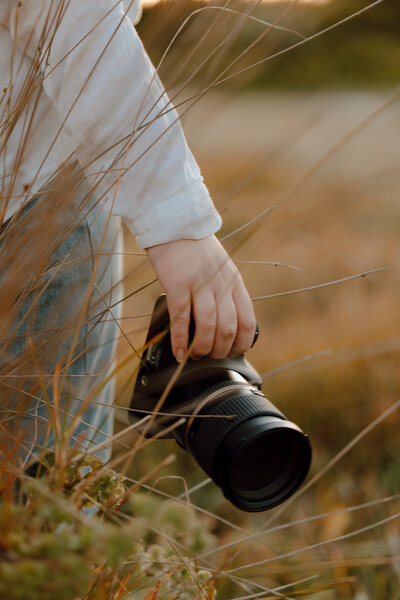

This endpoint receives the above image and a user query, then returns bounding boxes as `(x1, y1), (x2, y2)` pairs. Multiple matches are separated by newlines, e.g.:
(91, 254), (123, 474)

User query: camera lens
(221, 417), (311, 510)
(185, 377), (311, 512)
(231, 428), (294, 490)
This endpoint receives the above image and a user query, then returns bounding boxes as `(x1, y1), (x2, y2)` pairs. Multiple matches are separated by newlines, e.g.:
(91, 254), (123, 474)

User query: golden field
(115, 88), (400, 599)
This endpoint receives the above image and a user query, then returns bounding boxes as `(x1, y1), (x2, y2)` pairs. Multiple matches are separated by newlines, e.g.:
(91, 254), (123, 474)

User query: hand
(146, 235), (256, 362)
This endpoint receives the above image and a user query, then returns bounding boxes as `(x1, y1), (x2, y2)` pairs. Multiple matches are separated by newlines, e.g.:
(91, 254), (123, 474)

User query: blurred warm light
(141, 0), (332, 5)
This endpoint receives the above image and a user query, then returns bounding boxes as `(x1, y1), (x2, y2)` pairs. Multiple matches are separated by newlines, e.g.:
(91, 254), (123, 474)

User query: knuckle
(199, 318), (216, 335)
(232, 267), (241, 281)
(241, 317), (256, 334)
(166, 285), (189, 304)
(165, 285), (183, 300)
(219, 325), (236, 340)
(173, 312), (189, 327)
(228, 268), (240, 285)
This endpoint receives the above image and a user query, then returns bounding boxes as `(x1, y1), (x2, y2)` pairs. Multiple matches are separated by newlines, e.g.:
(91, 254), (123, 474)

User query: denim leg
(0, 178), (123, 466)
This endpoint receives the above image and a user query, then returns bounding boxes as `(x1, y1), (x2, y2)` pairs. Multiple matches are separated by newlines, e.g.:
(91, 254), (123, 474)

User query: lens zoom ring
(190, 391), (285, 483)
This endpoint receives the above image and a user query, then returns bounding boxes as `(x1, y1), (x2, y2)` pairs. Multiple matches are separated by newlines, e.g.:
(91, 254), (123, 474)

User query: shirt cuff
(125, 180), (222, 249)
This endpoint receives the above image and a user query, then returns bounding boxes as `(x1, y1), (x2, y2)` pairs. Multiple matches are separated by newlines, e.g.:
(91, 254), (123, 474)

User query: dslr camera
(130, 295), (311, 512)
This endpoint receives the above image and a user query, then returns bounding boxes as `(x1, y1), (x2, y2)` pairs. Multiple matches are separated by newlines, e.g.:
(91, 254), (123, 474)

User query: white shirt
(0, 0), (221, 248)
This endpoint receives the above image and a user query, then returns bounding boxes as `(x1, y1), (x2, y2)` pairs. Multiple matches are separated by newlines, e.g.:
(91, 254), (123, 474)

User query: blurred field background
(114, 0), (400, 598)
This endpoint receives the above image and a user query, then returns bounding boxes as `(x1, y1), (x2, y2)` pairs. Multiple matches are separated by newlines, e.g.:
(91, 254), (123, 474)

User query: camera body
(130, 295), (311, 512)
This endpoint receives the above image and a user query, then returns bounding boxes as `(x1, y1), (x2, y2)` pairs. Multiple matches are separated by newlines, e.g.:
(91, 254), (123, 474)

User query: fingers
(147, 236), (256, 362)
(191, 290), (217, 359)
(167, 277), (256, 361)
(229, 281), (257, 356)
(167, 290), (191, 362)
(210, 295), (237, 359)
(191, 281), (255, 359)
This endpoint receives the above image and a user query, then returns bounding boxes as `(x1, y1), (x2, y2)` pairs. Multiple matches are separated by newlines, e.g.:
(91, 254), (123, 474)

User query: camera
(130, 295), (311, 512)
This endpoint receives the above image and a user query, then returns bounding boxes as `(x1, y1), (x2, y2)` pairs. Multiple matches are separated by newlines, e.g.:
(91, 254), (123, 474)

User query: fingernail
(176, 349), (185, 363)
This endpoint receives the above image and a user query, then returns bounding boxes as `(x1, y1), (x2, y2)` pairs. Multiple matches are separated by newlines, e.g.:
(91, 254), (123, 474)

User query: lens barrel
(178, 376), (311, 512)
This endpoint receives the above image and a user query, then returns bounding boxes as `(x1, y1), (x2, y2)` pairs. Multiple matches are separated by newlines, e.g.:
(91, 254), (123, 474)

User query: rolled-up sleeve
(9, 0), (221, 248)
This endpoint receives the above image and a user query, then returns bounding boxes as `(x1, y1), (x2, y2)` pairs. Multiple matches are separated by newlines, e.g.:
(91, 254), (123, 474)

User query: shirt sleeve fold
(9, 0), (222, 248)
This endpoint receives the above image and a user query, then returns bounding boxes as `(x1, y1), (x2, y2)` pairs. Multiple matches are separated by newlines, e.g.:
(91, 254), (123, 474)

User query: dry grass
(116, 88), (400, 599)
(1, 1), (399, 599)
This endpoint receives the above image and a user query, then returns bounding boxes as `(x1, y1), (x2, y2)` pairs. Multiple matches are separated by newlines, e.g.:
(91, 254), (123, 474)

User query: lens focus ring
(189, 386), (285, 483)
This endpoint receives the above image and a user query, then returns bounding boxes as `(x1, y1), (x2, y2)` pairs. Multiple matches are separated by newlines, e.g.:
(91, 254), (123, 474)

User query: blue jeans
(0, 173), (123, 466)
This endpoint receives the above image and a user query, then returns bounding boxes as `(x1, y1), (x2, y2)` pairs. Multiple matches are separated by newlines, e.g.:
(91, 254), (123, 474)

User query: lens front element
(188, 381), (312, 512)
(221, 417), (311, 511)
